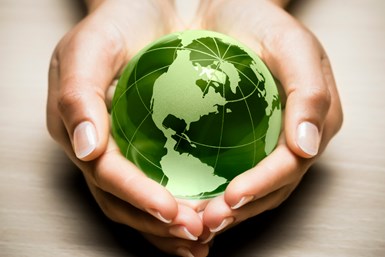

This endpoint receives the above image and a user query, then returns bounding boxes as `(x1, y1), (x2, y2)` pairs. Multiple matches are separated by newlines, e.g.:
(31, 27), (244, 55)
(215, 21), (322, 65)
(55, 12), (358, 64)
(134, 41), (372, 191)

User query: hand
(47, 1), (208, 256)
(196, 0), (343, 235)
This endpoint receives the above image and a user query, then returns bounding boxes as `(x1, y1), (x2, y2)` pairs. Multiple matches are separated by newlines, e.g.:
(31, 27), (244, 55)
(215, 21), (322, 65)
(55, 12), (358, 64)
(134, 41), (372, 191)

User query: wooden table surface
(1, 0), (384, 256)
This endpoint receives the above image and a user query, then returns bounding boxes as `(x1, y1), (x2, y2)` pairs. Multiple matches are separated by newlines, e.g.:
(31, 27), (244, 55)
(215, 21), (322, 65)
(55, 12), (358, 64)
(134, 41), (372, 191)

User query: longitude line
(195, 39), (220, 58)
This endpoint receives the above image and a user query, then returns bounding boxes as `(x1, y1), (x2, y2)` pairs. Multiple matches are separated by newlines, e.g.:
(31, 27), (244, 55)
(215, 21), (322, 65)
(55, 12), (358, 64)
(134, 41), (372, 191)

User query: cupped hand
(47, 1), (208, 255)
(196, 0), (343, 234)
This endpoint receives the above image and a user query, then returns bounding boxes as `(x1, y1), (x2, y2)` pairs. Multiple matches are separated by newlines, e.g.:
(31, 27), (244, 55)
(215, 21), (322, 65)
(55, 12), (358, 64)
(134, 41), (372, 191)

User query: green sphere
(111, 30), (281, 199)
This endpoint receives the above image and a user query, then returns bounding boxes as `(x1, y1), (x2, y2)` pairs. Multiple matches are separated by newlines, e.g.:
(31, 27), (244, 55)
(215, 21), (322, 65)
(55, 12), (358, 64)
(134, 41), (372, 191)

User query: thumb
(53, 25), (126, 161)
(57, 77), (110, 161)
(263, 28), (332, 158)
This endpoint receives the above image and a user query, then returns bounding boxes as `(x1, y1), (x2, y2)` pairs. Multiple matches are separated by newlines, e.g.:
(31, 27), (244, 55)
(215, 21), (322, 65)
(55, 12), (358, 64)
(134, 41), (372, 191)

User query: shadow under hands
(51, 156), (170, 257)
(208, 164), (332, 256)
(53, 153), (330, 257)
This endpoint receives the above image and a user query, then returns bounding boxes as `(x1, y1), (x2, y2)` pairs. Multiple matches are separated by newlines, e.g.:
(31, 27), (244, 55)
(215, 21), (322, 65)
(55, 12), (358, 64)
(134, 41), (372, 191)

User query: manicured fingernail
(231, 195), (254, 210)
(176, 247), (195, 257)
(146, 208), (172, 224)
(73, 121), (97, 159)
(296, 121), (320, 156)
(210, 217), (234, 233)
(170, 226), (198, 241)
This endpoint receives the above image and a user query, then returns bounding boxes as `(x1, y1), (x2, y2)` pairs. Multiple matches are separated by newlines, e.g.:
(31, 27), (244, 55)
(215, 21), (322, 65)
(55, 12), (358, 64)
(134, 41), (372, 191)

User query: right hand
(47, 1), (208, 256)
(195, 0), (343, 240)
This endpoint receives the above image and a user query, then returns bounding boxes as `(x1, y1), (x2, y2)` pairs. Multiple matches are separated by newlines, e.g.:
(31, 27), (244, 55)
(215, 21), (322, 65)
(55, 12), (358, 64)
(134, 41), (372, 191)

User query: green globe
(111, 30), (281, 199)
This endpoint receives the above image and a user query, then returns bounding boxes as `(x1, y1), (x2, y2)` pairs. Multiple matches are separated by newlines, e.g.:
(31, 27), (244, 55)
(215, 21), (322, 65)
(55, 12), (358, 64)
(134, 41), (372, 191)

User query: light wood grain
(1, 0), (384, 256)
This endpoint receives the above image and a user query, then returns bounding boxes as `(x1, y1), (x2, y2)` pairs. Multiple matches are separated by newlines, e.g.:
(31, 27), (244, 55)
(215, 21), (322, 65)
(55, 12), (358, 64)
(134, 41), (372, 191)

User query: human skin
(47, 1), (210, 256)
(194, 0), (343, 236)
(47, 0), (343, 256)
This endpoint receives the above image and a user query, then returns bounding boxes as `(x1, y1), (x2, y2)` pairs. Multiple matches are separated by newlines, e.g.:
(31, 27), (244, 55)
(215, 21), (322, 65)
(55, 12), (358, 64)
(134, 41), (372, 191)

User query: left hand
(47, 1), (210, 256)
(195, 0), (343, 235)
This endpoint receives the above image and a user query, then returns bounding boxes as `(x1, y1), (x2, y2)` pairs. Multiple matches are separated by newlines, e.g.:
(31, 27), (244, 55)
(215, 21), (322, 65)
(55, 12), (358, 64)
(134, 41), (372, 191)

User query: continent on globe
(111, 30), (281, 199)
(152, 49), (228, 196)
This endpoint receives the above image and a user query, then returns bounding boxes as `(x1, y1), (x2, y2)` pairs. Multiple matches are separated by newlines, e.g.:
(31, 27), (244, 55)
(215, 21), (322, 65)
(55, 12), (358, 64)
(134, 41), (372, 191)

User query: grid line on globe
(111, 30), (281, 199)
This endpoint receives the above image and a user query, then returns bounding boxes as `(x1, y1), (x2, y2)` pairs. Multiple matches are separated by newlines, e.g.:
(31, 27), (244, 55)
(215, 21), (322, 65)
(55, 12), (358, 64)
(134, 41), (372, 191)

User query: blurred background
(1, 0), (384, 256)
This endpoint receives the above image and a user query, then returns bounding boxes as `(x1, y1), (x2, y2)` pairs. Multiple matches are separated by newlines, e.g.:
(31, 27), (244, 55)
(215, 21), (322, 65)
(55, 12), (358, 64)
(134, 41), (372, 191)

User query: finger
(234, 182), (300, 220)
(85, 178), (203, 240)
(47, 55), (70, 147)
(203, 182), (299, 233)
(177, 198), (209, 213)
(51, 21), (127, 161)
(224, 144), (310, 210)
(261, 22), (332, 158)
(81, 136), (179, 224)
(202, 195), (234, 233)
(198, 226), (215, 245)
(318, 56), (343, 145)
(85, 178), (170, 236)
(142, 233), (210, 257)
(168, 204), (204, 241)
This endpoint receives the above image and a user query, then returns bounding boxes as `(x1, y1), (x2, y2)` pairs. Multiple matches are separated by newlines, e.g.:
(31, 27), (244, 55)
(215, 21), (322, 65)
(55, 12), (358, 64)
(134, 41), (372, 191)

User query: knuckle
(304, 87), (332, 111)
(57, 86), (85, 114)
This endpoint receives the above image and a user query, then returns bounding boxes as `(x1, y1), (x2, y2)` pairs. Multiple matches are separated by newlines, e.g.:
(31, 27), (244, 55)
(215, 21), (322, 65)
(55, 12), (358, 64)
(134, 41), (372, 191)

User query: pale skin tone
(47, 0), (343, 256)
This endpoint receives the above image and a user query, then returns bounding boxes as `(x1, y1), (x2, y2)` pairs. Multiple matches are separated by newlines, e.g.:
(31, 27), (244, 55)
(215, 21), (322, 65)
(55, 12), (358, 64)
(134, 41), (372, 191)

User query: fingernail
(296, 121), (320, 156)
(146, 208), (172, 224)
(210, 217), (234, 233)
(73, 121), (97, 159)
(231, 195), (254, 210)
(176, 247), (195, 257)
(170, 226), (198, 241)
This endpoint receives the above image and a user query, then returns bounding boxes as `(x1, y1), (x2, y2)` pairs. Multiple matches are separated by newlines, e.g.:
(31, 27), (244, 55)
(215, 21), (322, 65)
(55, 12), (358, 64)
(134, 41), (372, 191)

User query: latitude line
(113, 110), (163, 170)
(171, 133), (266, 149)
(113, 40), (271, 176)
(223, 53), (249, 61)
(112, 64), (172, 116)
